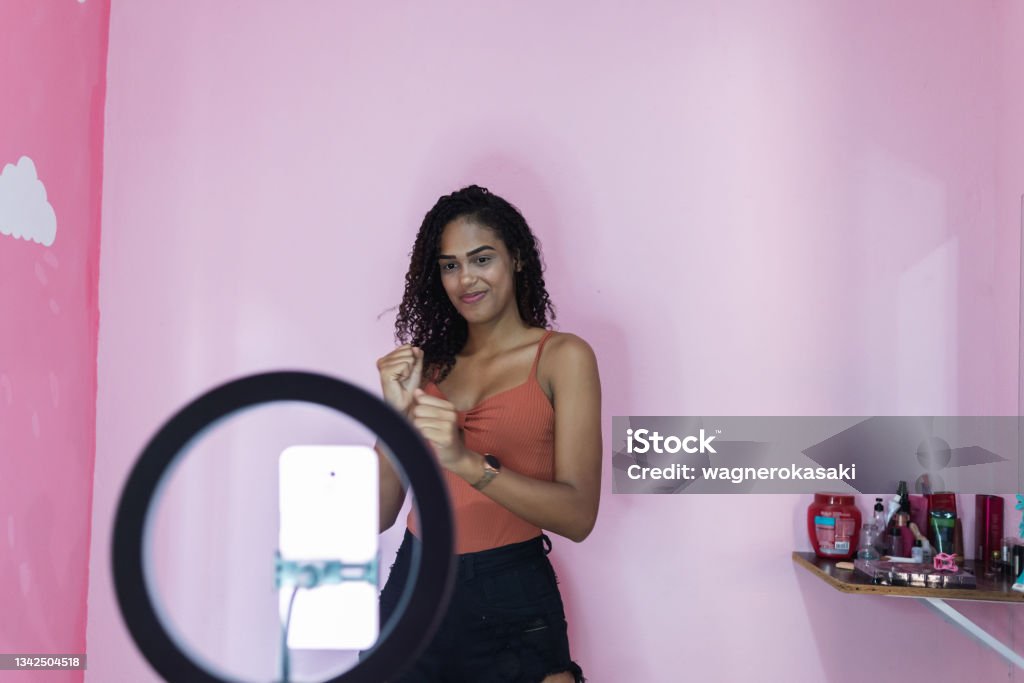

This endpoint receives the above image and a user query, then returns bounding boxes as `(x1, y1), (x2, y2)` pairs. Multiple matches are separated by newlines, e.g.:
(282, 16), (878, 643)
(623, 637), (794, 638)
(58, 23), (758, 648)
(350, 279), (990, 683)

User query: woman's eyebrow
(438, 245), (497, 260)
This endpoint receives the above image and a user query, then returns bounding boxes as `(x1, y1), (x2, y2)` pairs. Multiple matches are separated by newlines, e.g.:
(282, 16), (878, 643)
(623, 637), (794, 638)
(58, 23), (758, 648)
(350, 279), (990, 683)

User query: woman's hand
(409, 388), (469, 469)
(375, 344), (424, 416)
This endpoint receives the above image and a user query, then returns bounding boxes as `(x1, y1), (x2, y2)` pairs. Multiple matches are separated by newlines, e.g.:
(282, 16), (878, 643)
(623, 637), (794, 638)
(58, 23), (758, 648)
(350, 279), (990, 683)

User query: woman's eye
(440, 257), (489, 272)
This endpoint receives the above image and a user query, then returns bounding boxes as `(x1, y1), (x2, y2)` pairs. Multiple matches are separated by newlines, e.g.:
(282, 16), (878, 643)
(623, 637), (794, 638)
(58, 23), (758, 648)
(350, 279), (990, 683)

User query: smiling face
(437, 216), (521, 325)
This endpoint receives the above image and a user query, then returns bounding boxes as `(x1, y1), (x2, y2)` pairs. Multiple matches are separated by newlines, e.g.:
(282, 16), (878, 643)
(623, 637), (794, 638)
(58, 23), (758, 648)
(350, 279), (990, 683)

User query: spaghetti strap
(528, 330), (554, 379)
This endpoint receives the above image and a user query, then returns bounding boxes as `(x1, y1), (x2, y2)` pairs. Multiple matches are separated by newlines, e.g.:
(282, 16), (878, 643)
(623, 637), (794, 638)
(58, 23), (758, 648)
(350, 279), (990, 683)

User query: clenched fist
(409, 388), (468, 469)
(375, 344), (424, 416)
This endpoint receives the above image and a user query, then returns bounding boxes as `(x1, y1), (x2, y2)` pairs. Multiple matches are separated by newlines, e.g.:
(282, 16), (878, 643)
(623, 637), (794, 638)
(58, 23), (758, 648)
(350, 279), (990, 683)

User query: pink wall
(0, 1), (109, 682)
(88, 2), (1023, 682)
(997, 0), (1024, 392)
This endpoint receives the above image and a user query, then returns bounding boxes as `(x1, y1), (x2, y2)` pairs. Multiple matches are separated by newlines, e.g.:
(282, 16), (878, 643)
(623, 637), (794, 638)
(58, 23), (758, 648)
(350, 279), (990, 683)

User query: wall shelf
(793, 551), (1024, 669)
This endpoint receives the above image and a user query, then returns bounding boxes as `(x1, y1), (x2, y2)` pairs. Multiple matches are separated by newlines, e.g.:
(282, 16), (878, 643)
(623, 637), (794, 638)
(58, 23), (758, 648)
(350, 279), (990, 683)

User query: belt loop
(461, 554), (475, 580)
(540, 534), (552, 555)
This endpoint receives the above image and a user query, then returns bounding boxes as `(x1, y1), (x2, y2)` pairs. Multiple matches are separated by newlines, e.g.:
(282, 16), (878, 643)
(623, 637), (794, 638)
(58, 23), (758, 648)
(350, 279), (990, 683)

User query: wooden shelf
(794, 550), (1024, 669)
(792, 551), (1024, 604)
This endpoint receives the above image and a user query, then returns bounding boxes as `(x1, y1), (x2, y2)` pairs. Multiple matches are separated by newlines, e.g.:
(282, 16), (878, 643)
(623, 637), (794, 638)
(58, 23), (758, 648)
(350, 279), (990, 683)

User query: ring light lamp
(112, 371), (454, 683)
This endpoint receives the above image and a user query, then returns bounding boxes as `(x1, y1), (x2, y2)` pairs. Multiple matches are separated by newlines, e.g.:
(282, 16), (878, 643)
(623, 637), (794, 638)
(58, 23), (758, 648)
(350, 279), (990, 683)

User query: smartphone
(278, 445), (379, 650)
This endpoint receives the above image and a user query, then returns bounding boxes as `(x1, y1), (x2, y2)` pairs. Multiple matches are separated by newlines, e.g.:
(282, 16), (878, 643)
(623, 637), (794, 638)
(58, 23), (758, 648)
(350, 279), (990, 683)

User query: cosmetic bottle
(899, 493), (914, 555)
(894, 512), (911, 556)
(989, 550), (1002, 576)
(856, 499), (881, 561)
(926, 492), (958, 554)
(975, 495), (1005, 574)
(897, 482), (910, 522)
(856, 524), (880, 561)
(908, 522), (933, 561)
(884, 516), (900, 555)
(921, 538), (934, 562)
(911, 540), (924, 563)
(886, 495), (901, 526)
(808, 493), (861, 560)
(929, 510), (956, 555)
(885, 482), (912, 556)
(872, 498), (886, 529)
(870, 498), (887, 554)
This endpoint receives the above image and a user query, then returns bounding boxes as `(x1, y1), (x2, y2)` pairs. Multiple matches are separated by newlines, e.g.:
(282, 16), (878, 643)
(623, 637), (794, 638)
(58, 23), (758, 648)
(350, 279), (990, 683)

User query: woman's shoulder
(543, 329), (595, 357)
(539, 330), (599, 379)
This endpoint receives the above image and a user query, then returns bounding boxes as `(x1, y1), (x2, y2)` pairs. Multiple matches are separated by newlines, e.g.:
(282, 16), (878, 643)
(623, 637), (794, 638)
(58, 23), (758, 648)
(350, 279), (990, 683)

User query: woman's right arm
(374, 344), (424, 532)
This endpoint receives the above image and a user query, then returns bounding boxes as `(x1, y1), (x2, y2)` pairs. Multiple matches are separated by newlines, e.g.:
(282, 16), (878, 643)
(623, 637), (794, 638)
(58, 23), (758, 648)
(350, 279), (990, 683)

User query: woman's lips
(461, 291), (486, 304)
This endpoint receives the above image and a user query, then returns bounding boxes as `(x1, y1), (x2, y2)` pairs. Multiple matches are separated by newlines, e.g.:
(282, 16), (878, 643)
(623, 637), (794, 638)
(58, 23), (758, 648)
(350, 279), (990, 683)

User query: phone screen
(278, 445), (379, 650)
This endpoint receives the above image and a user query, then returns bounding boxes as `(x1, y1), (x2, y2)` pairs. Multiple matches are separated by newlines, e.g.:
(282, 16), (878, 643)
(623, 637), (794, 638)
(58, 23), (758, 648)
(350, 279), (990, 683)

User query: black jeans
(368, 529), (585, 683)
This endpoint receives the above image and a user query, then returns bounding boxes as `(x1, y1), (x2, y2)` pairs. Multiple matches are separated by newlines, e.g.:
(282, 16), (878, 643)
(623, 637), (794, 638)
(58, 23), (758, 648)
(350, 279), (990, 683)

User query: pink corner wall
(0, 1), (109, 681)
(86, 2), (1024, 682)
(997, 1), (1024, 370)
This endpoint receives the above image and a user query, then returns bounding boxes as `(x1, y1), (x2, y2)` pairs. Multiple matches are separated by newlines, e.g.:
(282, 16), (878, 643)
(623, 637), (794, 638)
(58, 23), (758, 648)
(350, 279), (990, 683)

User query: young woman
(372, 185), (601, 682)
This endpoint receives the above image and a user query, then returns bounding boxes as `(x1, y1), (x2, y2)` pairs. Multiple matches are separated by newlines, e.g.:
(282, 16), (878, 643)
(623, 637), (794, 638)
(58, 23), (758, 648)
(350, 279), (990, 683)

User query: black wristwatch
(472, 453), (502, 490)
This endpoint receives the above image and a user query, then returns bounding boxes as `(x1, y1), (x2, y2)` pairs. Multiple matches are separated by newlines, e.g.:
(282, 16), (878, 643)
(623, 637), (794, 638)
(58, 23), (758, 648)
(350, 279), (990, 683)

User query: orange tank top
(407, 330), (555, 554)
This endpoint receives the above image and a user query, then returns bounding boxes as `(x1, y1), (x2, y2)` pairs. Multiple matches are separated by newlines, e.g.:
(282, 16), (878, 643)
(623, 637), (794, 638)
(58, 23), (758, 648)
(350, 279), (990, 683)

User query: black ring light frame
(112, 371), (455, 683)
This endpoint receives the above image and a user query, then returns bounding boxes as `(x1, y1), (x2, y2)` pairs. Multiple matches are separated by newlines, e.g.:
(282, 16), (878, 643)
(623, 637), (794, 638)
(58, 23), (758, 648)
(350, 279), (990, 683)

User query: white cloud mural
(0, 156), (57, 247)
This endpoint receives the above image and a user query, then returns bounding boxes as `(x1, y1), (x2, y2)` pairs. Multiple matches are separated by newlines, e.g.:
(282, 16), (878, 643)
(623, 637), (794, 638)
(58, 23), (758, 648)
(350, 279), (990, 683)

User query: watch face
(484, 453), (501, 470)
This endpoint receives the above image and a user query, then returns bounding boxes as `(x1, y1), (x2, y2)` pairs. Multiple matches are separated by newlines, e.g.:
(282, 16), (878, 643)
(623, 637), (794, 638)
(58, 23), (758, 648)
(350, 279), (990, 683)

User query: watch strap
(472, 453), (501, 490)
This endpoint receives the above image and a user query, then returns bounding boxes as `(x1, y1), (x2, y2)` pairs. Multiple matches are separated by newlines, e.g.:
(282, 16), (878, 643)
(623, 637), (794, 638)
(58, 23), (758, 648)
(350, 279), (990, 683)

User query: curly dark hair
(394, 185), (556, 382)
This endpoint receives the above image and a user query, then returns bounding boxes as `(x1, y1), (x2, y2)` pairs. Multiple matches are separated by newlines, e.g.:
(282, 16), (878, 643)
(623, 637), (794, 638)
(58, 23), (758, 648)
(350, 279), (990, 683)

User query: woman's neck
(461, 317), (536, 357)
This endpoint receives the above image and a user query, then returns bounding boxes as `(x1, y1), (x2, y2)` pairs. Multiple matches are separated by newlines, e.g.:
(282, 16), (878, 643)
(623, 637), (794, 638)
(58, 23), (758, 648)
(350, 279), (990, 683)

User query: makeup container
(872, 498), (886, 528)
(909, 494), (927, 535)
(808, 493), (861, 560)
(908, 523), (933, 561)
(974, 495), (1004, 574)
(870, 498), (888, 555)
(911, 541), (924, 563)
(927, 492), (958, 557)
(886, 482), (912, 556)
(929, 510), (956, 556)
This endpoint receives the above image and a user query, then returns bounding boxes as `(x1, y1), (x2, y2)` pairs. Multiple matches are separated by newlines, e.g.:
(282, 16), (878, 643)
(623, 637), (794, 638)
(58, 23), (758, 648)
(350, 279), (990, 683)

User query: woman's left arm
(411, 334), (602, 542)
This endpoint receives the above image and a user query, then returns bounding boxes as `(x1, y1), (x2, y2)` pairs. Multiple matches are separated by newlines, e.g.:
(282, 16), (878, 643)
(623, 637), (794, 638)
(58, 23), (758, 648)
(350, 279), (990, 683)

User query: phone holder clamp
(274, 551), (379, 590)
